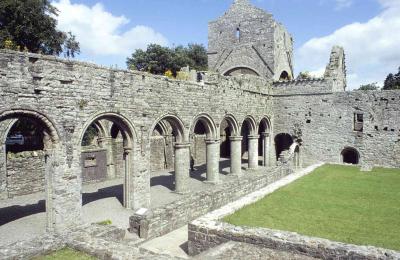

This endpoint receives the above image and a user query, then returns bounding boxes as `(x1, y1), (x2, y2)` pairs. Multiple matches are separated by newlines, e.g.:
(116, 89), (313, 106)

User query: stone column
(205, 139), (220, 184)
(261, 132), (270, 167)
(100, 137), (115, 179)
(123, 147), (132, 208)
(229, 136), (242, 175)
(248, 135), (259, 170)
(174, 143), (190, 194)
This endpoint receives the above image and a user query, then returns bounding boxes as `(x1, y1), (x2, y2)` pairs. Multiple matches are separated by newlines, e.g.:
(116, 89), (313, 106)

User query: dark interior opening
(342, 148), (359, 165)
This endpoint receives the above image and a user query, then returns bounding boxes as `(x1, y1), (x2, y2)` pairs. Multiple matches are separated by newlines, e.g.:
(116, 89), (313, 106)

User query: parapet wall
(129, 166), (291, 240)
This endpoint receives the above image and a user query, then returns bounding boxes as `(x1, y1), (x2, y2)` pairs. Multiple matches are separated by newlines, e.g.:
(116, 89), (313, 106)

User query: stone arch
(79, 112), (137, 149)
(223, 66), (260, 77)
(241, 116), (259, 169)
(149, 114), (189, 193)
(341, 147), (360, 165)
(79, 112), (138, 210)
(0, 109), (61, 232)
(190, 114), (218, 140)
(0, 109), (60, 145)
(241, 116), (257, 135)
(220, 114), (240, 159)
(258, 117), (272, 166)
(220, 114), (240, 137)
(149, 114), (187, 144)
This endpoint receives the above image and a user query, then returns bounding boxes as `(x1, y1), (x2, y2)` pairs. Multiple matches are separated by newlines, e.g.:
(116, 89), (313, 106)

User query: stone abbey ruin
(0, 0), (399, 258)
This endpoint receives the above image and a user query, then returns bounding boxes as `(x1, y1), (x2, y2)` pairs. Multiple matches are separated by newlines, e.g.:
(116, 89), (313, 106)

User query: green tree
(383, 67), (400, 90)
(0, 0), (80, 57)
(359, 82), (379, 91)
(297, 71), (313, 80)
(186, 43), (208, 71)
(127, 43), (208, 76)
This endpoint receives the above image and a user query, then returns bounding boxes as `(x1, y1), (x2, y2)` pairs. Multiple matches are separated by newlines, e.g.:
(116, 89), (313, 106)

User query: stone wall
(111, 139), (125, 178)
(6, 151), (45, 197)
(192, 135), (206, 166)
(81, 148), (107, 183)
(129, 166), (291, 240)
(0, 49), (273, 229)
(273, 89), (400, 168)
(189, 220), (400, 259)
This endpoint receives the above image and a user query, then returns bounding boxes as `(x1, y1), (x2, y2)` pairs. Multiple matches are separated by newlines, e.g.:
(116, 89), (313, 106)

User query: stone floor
(0, 158), (263, 246)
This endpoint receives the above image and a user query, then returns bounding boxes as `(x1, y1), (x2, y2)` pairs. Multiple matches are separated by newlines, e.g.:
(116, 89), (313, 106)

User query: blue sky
(53, 0), (400, 89)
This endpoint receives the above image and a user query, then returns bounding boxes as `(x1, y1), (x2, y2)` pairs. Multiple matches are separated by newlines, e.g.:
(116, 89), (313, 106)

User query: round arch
(223, 66), (260, 77)
(259, 117), (272, 134)
(149, 114), (187, 143)
(0, 109), (60, 145)
(241, 116), (257, 135)
(189, 114), (218, 140)
(78, 112), (138, 148)
(220, 114), (240, 137)
(341, 147), (360, 165)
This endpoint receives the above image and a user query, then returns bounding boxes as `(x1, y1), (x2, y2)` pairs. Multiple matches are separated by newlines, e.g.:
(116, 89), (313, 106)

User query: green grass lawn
(33, 248), (96, 260)
(224, 164), (400, 251)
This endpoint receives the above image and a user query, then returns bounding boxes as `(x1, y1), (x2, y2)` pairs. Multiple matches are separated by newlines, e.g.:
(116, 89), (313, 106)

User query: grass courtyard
(33, 248), (96, 260)
(224, 164), (400, 251)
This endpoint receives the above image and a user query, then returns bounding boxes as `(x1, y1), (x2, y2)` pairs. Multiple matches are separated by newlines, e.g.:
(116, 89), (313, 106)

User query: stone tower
(208, 0), (294, 81)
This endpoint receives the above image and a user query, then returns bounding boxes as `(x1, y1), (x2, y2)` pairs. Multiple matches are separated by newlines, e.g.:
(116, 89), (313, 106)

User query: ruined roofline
(273, 78), (326, 86)
(0, 49), (272, 92)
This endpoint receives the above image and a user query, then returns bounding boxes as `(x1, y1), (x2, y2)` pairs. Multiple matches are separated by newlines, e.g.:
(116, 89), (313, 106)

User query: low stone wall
(130, 165), (292, 240)
(187, 164), (400, 259)
(6, 151), (45, 197)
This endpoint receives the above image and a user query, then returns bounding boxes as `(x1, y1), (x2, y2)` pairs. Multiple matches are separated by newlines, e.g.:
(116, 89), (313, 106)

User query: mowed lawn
(224, 164), (400, 251)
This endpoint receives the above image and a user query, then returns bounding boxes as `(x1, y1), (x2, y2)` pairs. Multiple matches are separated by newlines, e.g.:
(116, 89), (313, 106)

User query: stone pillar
(123, 147), (132, 208)
(205, 139), (220, 184)
(229, 136), (242, 175)
(100, 137), (115, 179)
(248, 135), (259, 170)
(174, 143), (190, 194)
(261, 132), (270, 167)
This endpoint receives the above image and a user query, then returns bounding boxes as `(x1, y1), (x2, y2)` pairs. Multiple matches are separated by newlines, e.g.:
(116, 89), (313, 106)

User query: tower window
(236, 28), (240, 41)
(354, 113), (364, 132)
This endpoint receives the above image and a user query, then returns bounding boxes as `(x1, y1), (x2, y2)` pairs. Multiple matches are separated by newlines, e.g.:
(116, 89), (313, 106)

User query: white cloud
(52, 0), (168, 65)
(296, 0), (400, 89)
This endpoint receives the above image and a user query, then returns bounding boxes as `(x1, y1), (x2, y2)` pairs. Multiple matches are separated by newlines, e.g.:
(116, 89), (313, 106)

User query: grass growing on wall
(33, 248), (96, 260)
(224, 164), (400, 251)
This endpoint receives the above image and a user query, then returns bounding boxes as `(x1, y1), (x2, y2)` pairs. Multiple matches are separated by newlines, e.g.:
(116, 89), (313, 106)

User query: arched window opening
(279, 71), (290, 81)
(341, 147), (359, 165)
(236, 27), (240, 41)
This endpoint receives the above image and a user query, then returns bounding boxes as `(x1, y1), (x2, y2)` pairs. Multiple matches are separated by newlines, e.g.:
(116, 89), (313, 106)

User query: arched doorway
(274, 133), (293, 161)
(0, 110), (60, 244)
(341, 147), (360, 165)
(79, 113), (136, 215)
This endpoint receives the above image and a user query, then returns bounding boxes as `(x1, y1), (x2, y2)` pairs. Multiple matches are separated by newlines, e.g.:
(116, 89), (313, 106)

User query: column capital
(205, 139), (220, 144)
(248, 135), (260, 140)
(229, 136), (243, 141)
(174, 143), (191, 149)
(261, 132), (270, 137)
